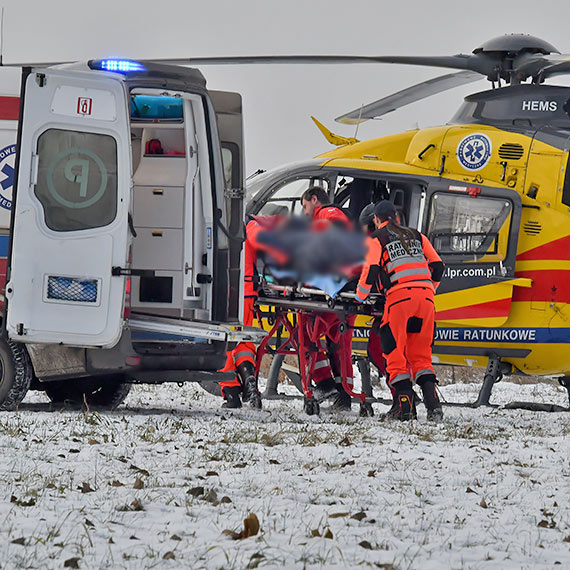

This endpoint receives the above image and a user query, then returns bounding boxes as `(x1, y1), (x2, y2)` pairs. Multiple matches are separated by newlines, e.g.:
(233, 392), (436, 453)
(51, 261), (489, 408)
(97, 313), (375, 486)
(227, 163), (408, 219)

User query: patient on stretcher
(254, 215), (366, 296)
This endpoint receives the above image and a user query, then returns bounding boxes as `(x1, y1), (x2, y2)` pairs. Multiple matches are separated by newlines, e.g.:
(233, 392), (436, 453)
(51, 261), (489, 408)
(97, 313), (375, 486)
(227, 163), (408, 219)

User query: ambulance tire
(0, 338), (33, 411)
(44, 375), (131, 410)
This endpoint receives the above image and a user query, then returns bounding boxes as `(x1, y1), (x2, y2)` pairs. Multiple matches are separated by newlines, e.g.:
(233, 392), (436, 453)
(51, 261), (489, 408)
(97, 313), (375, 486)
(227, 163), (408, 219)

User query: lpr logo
(76, 97), (93, 116)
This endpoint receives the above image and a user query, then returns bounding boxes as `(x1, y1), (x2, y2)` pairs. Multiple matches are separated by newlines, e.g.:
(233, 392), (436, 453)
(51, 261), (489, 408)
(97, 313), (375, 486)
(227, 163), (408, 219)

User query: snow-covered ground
(1, 378), (569, 569)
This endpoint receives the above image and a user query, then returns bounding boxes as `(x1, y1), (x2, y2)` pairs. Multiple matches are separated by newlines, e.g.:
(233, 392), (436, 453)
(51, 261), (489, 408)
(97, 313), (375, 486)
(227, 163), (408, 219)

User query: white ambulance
(0, 59), (263, 410)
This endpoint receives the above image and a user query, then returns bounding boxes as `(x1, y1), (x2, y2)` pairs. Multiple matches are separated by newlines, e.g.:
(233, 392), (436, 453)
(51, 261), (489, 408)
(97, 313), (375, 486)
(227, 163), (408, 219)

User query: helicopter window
(428, 193), (511, 260)
(562, 165), (570, 208)
(258, 177), (329, 216)
(334, 176), (417, 227)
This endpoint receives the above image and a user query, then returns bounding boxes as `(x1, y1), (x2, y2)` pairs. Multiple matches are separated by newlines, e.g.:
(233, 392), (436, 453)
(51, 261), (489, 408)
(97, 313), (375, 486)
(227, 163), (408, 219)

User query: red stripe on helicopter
(435, 297), (511, 321)
(513, 269), (570, 303)
(516, 235), (570, 261)
(0, 96), (19, 121)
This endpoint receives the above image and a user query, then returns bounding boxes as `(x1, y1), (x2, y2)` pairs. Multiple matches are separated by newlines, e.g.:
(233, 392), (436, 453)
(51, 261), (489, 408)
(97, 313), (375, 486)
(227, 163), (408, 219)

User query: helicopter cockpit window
(334, 176), (417, 227)
(428, 193), (512, 261)
(258, 177), (329, 216)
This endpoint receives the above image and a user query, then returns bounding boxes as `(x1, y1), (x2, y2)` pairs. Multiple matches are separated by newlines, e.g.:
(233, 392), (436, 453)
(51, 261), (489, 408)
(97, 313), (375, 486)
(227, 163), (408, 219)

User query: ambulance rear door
(210, 90), (245, 322)
(5, 67), (132, 347)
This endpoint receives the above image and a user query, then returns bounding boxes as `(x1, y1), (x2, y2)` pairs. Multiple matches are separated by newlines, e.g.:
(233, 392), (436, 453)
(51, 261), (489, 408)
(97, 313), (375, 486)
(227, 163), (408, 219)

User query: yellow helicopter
(190, 34), (570, 407)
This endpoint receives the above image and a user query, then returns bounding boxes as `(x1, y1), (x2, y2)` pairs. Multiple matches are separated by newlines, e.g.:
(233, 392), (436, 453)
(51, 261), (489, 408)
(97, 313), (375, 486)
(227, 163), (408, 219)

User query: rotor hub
(473, 34), (559, 56)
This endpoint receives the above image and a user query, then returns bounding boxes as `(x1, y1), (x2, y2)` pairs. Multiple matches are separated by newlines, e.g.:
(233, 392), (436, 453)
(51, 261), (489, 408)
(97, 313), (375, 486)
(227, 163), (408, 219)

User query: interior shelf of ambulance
(129, 93), (202, 320)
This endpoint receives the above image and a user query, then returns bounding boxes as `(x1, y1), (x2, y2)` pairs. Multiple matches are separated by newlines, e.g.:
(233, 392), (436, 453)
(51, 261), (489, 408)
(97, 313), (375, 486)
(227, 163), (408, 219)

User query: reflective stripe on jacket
(356, 221), (443, 301)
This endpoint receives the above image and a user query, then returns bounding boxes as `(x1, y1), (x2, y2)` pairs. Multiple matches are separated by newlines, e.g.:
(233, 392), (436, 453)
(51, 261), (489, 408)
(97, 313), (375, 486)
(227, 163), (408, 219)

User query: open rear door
(210, 90), (245, 322)
(5, 68), (131, 347)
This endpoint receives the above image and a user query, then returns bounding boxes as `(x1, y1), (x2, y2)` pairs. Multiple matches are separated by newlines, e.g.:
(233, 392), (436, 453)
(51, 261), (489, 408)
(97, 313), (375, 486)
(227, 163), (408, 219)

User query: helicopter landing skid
(473, 353), (511, 407)
(559, 376), (570, 408)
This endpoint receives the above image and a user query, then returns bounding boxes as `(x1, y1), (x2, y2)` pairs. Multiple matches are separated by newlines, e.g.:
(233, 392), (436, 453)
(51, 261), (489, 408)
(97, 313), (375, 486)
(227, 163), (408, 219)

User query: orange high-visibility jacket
(355, 222), (444, 302)
(244, 217), (290, 297)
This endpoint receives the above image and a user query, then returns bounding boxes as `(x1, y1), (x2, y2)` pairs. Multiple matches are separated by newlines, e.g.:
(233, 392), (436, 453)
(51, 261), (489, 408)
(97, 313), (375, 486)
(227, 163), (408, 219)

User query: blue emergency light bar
(89, 59), (146, 73)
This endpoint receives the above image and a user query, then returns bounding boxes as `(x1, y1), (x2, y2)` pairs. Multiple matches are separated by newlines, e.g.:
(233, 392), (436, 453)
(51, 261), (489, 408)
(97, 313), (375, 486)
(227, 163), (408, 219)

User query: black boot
(312, 377), (337, 403)
(237, 362), (262, 409)
(330, 380), (352, 412)
(381, 379), (417, 421)
(417, 373), (443, 422)
(222, 385), (242, 409)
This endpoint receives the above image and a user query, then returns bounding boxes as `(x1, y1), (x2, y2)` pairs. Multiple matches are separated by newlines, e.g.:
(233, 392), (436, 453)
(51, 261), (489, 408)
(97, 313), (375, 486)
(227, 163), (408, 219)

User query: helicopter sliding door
(424, 183), (527, 327)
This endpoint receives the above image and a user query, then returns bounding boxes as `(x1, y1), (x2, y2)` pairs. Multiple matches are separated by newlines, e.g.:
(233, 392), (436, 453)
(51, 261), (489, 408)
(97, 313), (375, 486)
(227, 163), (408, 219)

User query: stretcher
(254, 277), (384, 416)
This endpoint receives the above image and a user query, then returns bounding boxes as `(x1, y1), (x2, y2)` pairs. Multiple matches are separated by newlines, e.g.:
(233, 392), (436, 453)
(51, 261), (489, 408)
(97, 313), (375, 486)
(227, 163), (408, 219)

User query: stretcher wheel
(338, 322), (347, 333)
(267, 315), (275, 326)
(327, 298), (335, 309)
(359, 401), (374, 417)
(304, 397), (320, 416)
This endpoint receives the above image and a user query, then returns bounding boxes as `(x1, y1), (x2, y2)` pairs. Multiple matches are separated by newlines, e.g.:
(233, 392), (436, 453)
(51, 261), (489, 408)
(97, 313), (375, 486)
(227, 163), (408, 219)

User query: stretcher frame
(254, 280), (383, 416)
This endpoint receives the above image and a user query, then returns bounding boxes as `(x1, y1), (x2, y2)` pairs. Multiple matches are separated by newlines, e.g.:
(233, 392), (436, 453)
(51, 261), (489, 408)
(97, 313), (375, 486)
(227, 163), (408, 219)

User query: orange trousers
(311, 313), (355, 389)
(219, 296), (257, 397)
(379, 286), (435, 386)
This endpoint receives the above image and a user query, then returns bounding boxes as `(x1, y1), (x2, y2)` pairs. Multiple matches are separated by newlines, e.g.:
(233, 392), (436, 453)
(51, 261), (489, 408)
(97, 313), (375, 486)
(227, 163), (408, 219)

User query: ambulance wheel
(0, 338), (32, 411)
(304, 397), (320, 416)
(44, 375), (131, 410)
(359, 401), (374, 417)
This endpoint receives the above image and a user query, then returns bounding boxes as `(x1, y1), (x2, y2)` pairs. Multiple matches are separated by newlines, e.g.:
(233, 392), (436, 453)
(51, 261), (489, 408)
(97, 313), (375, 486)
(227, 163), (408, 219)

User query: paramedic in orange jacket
(301, 186), (355, 410)
(219, 217), (284, 409)
(355, 201), (445, 421)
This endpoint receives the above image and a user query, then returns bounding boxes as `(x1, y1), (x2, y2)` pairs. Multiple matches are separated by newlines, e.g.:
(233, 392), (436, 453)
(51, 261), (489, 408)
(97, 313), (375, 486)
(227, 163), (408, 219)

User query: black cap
(358, 203), (376, 227)
(374, 200), (397, 220)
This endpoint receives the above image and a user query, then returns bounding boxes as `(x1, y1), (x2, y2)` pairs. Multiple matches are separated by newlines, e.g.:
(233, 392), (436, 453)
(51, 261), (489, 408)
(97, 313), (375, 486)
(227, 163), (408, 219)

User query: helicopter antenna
(353, 104), (364, 139)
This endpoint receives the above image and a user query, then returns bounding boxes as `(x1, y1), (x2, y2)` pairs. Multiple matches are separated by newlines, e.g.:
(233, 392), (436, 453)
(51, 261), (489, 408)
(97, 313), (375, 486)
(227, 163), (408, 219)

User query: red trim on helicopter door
(516, 234), (570, 261)
(435, 297), (512, 321)
(513, 269), (570, 304)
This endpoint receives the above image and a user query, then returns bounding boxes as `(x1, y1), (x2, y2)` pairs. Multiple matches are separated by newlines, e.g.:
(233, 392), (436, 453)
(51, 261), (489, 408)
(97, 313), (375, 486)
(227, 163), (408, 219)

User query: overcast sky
(2, 0), (570, 174)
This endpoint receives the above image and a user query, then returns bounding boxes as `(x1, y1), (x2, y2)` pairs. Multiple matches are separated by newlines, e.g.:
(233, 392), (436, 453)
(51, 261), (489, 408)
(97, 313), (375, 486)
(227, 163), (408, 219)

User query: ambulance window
(258, 177), (329, 216)
(221, 142), (240, 189)
(427, 193), (511, 259)
(35, 129), (117, 232)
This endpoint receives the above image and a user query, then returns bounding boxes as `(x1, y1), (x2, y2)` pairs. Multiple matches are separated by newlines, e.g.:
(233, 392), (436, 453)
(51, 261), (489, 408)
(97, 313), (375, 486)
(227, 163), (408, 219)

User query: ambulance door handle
(30, 153), (39, 186)
(112, 267), (155, 277)
(128, 213), (137, 238)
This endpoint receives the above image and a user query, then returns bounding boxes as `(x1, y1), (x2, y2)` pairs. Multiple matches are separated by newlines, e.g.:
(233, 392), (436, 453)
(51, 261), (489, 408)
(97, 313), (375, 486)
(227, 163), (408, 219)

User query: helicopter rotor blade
(335, 70), (483, 125)
(532, 55), (570, 80)
(150, 53), (488, 70)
